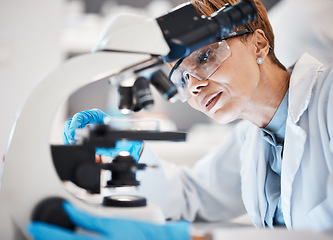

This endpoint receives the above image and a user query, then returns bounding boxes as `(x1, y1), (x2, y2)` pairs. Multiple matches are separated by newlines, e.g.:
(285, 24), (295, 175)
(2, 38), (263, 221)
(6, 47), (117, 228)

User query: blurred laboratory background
(1, 0), (332, 168)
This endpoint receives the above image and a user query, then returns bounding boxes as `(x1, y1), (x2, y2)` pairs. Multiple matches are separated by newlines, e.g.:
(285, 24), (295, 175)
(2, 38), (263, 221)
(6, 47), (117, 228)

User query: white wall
(269, 0), (333, 67)
(0, 0), (64, 166)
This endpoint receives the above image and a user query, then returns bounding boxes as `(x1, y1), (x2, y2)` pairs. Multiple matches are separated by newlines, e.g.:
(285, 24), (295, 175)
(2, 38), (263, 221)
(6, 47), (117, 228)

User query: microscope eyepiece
(211, 0), (257, 38)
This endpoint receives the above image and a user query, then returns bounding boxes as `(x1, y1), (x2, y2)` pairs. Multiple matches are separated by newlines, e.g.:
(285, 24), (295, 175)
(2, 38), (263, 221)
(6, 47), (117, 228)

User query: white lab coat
(138, 53), (333, 232)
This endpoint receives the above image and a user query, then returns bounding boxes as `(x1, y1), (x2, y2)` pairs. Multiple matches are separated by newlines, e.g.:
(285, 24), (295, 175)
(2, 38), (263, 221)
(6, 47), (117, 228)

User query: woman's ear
(252, 29), (270, 59)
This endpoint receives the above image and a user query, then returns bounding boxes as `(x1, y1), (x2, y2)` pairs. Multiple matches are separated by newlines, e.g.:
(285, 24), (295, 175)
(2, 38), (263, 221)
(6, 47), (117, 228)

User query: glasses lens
(169, 65), (191, 102)
(170, 41), (231, 102)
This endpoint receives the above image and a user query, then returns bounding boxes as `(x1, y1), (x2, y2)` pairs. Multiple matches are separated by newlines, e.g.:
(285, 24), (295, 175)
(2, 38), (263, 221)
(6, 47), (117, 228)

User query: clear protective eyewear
(169, 29), (251, 102)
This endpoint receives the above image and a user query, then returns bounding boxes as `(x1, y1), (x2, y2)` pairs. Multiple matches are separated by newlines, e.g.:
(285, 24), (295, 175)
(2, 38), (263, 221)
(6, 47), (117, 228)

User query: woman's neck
(241, 62), (290, 128)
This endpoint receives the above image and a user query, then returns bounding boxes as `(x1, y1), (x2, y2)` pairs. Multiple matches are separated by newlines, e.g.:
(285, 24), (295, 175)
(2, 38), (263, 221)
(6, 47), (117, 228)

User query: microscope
(0, 1), (257, 239)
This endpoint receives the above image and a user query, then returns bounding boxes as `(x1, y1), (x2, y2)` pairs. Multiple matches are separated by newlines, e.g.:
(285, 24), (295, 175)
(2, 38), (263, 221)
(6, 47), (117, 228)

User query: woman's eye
(182, 72), (190, 85)
(197, 50), (211, 64)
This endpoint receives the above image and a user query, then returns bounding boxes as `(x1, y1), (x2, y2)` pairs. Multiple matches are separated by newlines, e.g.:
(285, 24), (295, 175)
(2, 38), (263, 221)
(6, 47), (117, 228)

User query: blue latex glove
(62, 109), (142, 161)
(27, 202), (191, 240)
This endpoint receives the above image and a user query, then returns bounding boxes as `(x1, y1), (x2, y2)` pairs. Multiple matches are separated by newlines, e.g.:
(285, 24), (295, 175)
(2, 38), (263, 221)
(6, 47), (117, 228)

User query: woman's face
(186, 37), (261, 124)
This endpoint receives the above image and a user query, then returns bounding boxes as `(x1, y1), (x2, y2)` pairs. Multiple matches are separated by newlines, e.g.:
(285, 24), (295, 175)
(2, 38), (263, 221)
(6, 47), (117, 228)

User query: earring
(257, 57), (264, 65)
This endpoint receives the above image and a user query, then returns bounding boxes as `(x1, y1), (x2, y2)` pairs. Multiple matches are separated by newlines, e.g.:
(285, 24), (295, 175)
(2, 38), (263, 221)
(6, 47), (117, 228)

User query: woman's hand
(27, 202), (191, 240)
(62, 109), (142, 161)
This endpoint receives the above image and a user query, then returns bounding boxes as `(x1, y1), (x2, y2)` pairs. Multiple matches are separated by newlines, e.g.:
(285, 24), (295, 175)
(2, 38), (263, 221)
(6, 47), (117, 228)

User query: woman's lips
(203, 91), (223, 111)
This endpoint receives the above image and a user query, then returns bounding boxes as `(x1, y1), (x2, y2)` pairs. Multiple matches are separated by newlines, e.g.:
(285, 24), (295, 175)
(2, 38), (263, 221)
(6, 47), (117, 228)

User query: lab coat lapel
(282, 118), (306, 228)
(288, 53), (322, 124)
(240, 124), (269, 227)
(281, 53), (322, 228)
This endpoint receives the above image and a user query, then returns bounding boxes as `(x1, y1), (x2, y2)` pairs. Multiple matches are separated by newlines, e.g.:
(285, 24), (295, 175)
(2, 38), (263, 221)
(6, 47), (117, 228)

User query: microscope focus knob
(32, 197), (75, 230)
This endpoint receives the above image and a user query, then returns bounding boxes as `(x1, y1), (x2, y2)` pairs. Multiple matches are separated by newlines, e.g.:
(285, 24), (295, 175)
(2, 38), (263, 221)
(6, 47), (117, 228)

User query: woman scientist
(28, 0), (333, 239)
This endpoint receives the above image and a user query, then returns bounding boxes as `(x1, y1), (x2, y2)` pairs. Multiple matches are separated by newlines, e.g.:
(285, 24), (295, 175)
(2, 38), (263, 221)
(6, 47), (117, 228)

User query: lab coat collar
(287, 53), (323, 123)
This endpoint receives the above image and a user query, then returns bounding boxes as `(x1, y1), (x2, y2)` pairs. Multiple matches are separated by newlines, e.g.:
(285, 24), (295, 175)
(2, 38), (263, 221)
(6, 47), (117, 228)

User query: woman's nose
(187, 75), (208, 96)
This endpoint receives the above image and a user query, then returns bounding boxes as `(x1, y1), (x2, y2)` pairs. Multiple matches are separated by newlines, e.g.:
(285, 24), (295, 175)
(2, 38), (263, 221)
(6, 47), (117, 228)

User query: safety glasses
(169, 29), (251, 102)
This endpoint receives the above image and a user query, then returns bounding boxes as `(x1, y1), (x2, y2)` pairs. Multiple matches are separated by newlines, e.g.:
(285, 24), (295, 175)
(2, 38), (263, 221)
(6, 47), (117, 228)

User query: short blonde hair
(191, 0), (286, 70)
